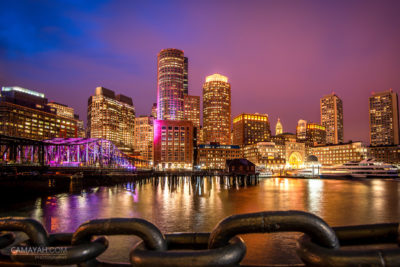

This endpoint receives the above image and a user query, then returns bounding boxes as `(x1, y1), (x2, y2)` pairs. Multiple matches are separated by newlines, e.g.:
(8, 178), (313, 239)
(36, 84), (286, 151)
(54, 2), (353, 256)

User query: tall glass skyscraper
(203, 74), (231, 145)
(369, 89), (399, 146)
(320, 93), (343, 144)
(157, 48), (185, 120)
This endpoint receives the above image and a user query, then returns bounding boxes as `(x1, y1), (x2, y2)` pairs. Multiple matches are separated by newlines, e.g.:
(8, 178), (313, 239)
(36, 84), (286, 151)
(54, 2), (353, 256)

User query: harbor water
(1, 177), (399, 265)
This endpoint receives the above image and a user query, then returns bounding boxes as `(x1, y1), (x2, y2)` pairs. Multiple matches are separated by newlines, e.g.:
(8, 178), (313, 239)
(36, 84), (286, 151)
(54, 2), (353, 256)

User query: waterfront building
(233, 113), (271, 146)
(368, 145), (400, 165)
(275, 118), (283, 135)
(197, 144), (242, 170)
(306, 123), (326, 146)
(153, 120), (193, 170)
(87, 87), (135, 153)
(310, 142), (367, 166)
(226, 158), (256, 175)
(243, 142), (285, 170)
(184, 57), (189, 95)
(369, 90), (399, 146)
(134, 116), (154, 163)
(157, 48), (185, 120)
(320, 93), (343, 144)
(0, 86), (78, 140)
(285, 141), (306, 169)
(271, 133), (296, 159)
(151, 103), (157, 119)
(183, 95), (200, 130)
(296, 119), (307, 141)
(202, 74), (231, 145)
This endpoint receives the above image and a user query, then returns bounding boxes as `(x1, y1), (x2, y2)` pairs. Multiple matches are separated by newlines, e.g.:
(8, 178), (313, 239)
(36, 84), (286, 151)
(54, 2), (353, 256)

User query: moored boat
(320, 159), (398, 178)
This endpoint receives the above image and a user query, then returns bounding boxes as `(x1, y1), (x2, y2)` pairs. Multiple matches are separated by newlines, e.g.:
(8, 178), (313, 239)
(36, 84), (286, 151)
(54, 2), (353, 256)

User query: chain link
(0, 211), (398, 266)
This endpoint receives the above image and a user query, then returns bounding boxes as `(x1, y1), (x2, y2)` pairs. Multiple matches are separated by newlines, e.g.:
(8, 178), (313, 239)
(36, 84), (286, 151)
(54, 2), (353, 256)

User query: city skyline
(1, 1), (400, 143)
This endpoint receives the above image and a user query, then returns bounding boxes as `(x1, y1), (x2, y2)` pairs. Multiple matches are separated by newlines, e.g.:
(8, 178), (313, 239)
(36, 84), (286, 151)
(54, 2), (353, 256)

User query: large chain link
(0, 211), (398, 266)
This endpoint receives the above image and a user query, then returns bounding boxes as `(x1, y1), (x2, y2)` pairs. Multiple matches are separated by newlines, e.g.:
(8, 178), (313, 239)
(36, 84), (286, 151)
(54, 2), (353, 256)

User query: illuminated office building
(48, 102), (85, 138)
(0, 86), (78, 140)
(198, 144), (241, 170)
(203, 74), (231, 145)
(275, 118), (283, 135)
(233, 113), (271, 146)
(310, 142), (367, 166)
(87, 87), (135, 153)
(134, 116), (154, 162)
(296, 119), (307, 141)
(184, 57), (189, 95)
(320, 93), (343, 144)
(369, 90), (399, 146)
(306, 123), (326, 146)
(153, 120), (193, 170)
(157, 48), (185, 120)
(151, 103), (157, 119)
(184, 95), (200, 129)
(47, 102), (74, 119)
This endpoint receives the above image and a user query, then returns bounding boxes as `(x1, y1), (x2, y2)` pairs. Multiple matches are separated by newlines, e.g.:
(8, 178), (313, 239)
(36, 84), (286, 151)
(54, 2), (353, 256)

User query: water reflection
(1, 177), (399, 265)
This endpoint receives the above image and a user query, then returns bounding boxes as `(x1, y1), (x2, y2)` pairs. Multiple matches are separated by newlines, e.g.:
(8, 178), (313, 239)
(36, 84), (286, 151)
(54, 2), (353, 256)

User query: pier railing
(0, 210), (399, 266)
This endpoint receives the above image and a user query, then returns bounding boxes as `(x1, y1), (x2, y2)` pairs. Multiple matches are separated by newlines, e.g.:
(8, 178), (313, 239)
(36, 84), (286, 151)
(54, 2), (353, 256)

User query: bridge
(0, 135), (135, 171)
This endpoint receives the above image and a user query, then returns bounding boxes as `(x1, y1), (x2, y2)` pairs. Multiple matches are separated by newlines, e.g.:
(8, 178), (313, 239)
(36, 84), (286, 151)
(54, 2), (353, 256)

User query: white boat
(258, 170), (273, 178)
(321, 159), (398, 178)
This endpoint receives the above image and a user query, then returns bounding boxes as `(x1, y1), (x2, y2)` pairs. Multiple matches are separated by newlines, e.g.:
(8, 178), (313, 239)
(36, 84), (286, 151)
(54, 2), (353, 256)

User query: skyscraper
(202, 74), (231, 145)
(157, 48), (185, 120)
(296, 119), (307, 141)
(233, 113), (271, 146)
(369, 89), (399, 146)
(320, 93), (343, 144)
(184, 95), (200, 129)
(275, 118), (283, 135)
(183, 57), (189, 95)
(87, 87), (135, 153)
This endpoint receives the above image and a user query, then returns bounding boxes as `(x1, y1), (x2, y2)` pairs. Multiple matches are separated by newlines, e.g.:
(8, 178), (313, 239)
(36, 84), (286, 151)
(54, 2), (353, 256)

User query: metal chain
(0, 211), (398, 266)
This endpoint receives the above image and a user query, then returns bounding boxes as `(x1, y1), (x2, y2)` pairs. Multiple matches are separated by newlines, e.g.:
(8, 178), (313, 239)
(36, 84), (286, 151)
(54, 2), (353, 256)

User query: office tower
(153, 120), (193, 170)
(306, 123), (326, 146)
(151, 103), (157, 119)
(184, 57), (188, 95)
(203, 74), (231, 145)
(369, 90), (399, 146)
(320, 93), (343, 144)
(157, 48), (185, 120)
(0, 86), (78, 139)
(184, 95), (200, 129)
(87, 87), (135, 153)
(275, 118), (283, 135)
(134, 116), (154, 162)
(233, 113), (271, 146)
(296, 119), (307, 141)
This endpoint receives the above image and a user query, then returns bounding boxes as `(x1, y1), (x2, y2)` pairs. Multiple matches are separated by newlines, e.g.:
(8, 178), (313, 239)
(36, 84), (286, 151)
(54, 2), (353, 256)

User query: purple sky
(1, 0), (400, 144)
